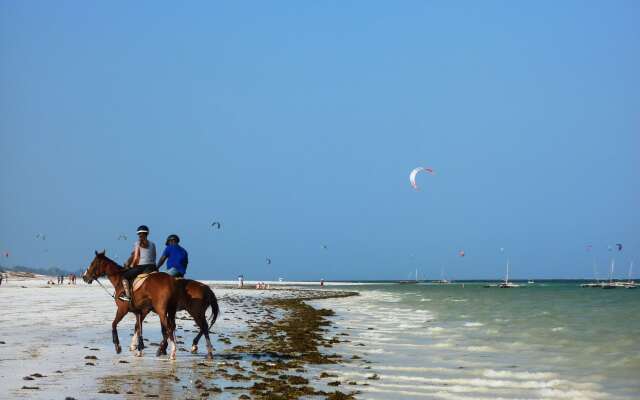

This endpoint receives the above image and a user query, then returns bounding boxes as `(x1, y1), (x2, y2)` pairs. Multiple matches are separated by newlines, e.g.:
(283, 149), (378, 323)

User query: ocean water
(311, 282), (640, 399)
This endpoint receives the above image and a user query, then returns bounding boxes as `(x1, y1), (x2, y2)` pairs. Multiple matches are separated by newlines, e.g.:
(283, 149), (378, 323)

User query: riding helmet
(136, 225), (149, 234)
(166, 234), (180, 245)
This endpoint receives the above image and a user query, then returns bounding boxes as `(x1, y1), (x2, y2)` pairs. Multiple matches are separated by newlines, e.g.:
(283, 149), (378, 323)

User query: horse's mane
(97, 253), (124, 269)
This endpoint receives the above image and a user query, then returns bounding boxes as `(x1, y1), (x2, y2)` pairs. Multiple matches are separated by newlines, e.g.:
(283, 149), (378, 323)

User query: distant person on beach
(0, 273), (3, 286)
(157, 234), (188, 278)
(238, 275), (244, 288)
(119, 225), (157, 302)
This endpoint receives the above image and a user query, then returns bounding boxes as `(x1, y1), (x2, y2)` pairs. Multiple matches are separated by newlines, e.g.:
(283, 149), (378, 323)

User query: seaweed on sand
(237, 290), (359, 399)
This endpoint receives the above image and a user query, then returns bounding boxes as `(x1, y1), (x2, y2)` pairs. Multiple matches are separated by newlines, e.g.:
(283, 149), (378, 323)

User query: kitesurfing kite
(266, 257), (272, 265)
(585, 244), (593, 252)
(35, 233), (46, 240)
(409, 167), (435, 191)
(459, 250), (465, 257)
(117, 234), (128, 241)
(616, 243), (623, 251)
(211, 221), (222, 230)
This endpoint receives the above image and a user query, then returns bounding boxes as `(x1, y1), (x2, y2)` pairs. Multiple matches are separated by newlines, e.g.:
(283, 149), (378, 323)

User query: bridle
(85, 259), (116, 300)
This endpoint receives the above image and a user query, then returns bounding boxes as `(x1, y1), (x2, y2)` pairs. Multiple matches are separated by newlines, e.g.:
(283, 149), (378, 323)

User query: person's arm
(123, 251), (134, 268)
(157, 247), (169, 269)
(184, 251), (188, 267)
(131, 244), (140, 267)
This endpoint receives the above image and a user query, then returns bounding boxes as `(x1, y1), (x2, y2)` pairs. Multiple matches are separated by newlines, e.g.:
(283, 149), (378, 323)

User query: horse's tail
(207, 288), (219, 331)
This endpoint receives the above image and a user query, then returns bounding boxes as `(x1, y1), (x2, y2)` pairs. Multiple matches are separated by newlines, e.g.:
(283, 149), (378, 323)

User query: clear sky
(1, 1), (638, 280)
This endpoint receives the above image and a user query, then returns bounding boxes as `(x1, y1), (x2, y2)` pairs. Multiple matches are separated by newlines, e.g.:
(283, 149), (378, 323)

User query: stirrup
(118, 293), (131, 302)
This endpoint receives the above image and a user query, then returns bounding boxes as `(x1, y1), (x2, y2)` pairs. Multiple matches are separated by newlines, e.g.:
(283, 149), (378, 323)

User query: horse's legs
(189, 304), (204, 353)
(190, 306), (213, 359)
(156, 323), (168, 357)
(135, 313), (145, 357)
(191, 330), (202, 354)
(191, 319), (203, 354)
(130, 312), (141, 352)
(168, 308), (178, 360)
(112, 305), (127, 354)
(130, 310), (147, 352)
(198, 314), (214, 360)
(160, 307), (178, 360)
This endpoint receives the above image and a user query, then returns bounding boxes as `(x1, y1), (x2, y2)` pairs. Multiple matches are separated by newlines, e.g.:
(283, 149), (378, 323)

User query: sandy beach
(0, 274), (371, 399)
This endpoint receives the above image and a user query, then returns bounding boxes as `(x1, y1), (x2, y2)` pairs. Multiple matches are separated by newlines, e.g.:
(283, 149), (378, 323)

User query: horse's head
(82, 250), (108, 284)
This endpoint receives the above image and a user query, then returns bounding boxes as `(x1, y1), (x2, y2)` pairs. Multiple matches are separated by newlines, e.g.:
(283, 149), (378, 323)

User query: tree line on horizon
(0, 264), (83, 277)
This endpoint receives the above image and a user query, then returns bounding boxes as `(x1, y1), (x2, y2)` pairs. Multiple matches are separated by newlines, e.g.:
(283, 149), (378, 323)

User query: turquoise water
(317, 282), (640, 399)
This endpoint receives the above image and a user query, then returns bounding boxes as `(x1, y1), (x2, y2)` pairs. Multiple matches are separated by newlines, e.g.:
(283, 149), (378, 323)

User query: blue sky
(1, 1), (638, 280)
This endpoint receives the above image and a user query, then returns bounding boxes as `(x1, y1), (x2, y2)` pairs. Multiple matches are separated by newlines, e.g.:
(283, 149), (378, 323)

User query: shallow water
(311, 282), (640, 399)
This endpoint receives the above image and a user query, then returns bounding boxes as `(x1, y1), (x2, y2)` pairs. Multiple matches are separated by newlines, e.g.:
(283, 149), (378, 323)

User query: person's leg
(120, 265), (145, 301)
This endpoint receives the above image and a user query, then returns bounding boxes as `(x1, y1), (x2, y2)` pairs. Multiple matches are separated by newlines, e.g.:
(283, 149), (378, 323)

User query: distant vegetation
(0, 264), (82, 277)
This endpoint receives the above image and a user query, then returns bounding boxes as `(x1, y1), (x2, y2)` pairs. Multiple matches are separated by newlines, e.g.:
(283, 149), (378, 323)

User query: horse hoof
(129, 346), (137, 352)
(206, 353), (213, 360)
(170, 353), (176, 360)
(115, 344), (122, 354)
(191, 346), (198, 354)
(135, 351), (143, 357)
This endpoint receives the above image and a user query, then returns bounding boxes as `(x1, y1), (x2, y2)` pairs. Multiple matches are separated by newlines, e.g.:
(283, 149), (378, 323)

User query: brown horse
(82, 251), (181, 359)
(83, 251), (220, 359)
(134, 279), (219, 359)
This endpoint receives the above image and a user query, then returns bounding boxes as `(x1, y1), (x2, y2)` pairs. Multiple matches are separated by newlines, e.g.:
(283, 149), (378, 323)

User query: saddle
(132, 272), (158, 292)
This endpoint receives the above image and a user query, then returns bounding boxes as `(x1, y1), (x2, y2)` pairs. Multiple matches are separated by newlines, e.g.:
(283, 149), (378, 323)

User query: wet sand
(0, 276), (369, 399)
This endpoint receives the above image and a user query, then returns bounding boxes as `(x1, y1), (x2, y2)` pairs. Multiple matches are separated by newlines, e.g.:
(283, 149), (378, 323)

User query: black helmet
(136, 225), (149, 234)
(166, 234), (180, 245)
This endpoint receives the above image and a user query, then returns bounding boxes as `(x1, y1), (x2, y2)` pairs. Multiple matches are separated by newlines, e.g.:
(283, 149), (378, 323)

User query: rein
(95, 277), (116, 299)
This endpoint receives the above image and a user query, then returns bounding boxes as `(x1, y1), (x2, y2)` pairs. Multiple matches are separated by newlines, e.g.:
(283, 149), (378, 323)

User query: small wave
(420, 298), (432, 302)
(463, 322), (484, 327)
(432, 342), (454, 349)
(446, 298), (468, 302)
(538, 388), (607, 399)
(466, 346), (496, 352)
(364, 347), (387, 354)
(376, 365), (463, 373)
(483, 369), (558, 380)
(551, 327), (565, 332)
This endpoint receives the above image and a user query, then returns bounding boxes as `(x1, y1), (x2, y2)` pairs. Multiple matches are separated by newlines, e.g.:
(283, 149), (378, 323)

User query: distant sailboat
(581, 256), (603, 288)
(499, 258), (521, 288)
(621, 261), (636, 289)
(601, 259), (618, 289)
(432, 266), (451, 284)
(399, 268), (421, 284)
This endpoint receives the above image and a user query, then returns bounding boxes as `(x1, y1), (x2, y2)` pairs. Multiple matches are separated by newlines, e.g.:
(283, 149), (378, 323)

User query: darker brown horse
(135, 279), (220, 359)
(82, 251), (181, 359)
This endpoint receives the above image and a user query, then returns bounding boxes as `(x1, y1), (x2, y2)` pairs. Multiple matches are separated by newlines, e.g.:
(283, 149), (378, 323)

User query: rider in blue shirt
(157, 234), (188, 278)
